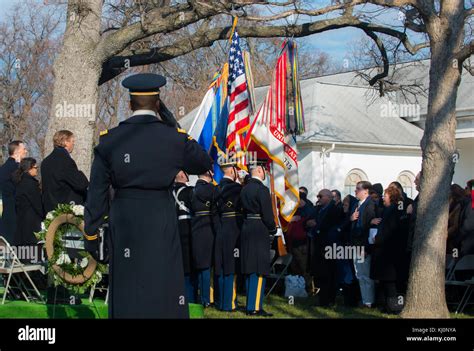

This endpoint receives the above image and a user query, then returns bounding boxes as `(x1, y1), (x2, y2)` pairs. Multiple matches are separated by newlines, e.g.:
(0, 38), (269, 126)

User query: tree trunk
(45, 0), (103, 177)
(402, 2), (464, 318)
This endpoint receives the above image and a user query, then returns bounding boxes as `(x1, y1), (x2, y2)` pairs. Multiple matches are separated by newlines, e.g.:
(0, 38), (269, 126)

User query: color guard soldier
(84, 73), (212, 318)
(191, 169), (220, 307)
(214, 161), (243, 312)
(240, 159), (278, 316)
(173, 170), (197, 303)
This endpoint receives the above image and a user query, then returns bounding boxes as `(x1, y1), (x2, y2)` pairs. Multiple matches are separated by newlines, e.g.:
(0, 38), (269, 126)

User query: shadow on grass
(204, 294), (398, 319)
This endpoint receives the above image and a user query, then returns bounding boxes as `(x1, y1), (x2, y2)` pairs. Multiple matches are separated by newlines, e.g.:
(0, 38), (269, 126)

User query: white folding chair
(0, 236), (45, 304)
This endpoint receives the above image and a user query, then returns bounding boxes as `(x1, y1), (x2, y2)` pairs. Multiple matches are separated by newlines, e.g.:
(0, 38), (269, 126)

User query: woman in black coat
(12, 158), (44, 250)
(370, 185), (403, 313)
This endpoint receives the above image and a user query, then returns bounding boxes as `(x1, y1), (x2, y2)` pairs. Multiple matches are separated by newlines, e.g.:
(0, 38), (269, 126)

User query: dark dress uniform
(173, 181), (197, 303)
(190, 178), (220, 306)
(240, 176), (277, 313)
(41, 147), (89, 213)
(0, 157), (18, 243)
(214, 176), (242, 311)
(84, 73), (213, 319)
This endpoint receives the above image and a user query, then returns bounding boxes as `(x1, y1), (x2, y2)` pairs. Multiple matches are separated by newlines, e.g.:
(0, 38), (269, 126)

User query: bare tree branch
(361, 29), (389, 87)
(466, 7), (474, 19)
(99, 7), (428, 84)
(455, 40), (474, 63)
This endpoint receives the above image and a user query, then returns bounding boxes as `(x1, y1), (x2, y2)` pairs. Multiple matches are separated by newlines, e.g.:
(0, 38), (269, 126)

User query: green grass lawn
(205, 294), (474, 319)
(0, 287), (472, 319)
(203, 295), (397, 319)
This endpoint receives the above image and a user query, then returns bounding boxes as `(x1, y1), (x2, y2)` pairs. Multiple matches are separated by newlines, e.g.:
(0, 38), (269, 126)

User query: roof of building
(179, 59), (473, 148)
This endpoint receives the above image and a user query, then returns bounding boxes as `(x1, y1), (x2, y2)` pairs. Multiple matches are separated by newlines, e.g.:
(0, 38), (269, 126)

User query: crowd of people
(0, 132), (473, 316)
(1, 73), (473, 318)
(0, 133), (89, 303)
(286, 177), (474, 313)
(0, 133), (473, 316)
(0, 133), (88, 250)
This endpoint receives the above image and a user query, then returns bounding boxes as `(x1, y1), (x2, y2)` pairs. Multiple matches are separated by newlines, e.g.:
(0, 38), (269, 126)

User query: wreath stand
(44, 214), (98, 309)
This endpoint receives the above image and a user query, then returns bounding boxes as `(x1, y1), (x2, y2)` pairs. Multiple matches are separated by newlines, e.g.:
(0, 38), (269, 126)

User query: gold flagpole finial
(228, 16), (239, 43)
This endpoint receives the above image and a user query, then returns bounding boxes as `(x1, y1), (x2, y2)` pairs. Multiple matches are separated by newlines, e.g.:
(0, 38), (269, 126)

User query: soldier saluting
(214, 161), (243, 312)
(84, 73), (212, 318)
(240, 159), (278, 316)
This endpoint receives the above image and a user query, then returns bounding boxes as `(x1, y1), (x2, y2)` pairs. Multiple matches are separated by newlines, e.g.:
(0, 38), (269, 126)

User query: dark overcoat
(214, 177), (242, 276)
(41, 147), (89, 213)
(84, 114), (212, 318)
(371, 205), (402, 281)
(13, 174), (44, 246)
(240, 178), (277, 276)
(191, 179), (219, 270)
(0, 158), (18, 242)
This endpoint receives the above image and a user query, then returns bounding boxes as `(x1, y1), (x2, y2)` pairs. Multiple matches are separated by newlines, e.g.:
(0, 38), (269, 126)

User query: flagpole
(269, 162), (287, 256)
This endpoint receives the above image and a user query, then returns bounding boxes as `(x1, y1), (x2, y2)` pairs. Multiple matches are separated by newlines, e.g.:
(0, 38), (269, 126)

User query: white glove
(275, 227), (284, 237)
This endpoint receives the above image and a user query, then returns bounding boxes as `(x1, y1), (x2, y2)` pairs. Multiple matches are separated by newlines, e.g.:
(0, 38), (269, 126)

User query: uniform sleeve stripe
(84, 233), (98, 240)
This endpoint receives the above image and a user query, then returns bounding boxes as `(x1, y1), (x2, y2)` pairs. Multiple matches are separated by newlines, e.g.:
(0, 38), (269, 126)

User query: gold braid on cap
(130, 91), (160, 96)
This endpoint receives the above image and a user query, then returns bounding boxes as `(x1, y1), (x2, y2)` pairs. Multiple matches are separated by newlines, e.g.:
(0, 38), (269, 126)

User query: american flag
(226, 31), (250, 152)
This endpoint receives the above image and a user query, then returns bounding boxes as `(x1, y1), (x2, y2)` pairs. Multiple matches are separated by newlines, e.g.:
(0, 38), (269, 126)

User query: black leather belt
(222, 212), (242, 218)
(246, 214), (261, 220)
(195, 210), (211, 217)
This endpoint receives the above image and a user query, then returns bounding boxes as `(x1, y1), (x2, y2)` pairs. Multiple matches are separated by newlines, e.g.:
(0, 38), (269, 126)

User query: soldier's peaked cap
(248, 158), (268, 168)
(220, 162), (238, 168)
(122, 73), (167, 96)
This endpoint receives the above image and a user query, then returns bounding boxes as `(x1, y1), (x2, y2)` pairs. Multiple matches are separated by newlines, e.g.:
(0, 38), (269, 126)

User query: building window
(344, 169), (369, 197)
(397, 171), (416, 198)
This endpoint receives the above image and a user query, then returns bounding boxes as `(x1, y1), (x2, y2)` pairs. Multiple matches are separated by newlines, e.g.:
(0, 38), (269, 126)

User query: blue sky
(0, 0), (17, 17)
(0, 0), (365, 63)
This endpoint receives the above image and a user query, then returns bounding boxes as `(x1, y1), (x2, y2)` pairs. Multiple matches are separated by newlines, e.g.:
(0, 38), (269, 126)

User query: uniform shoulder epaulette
(99, 129), (108, 136)
(177, 127), (193, 140)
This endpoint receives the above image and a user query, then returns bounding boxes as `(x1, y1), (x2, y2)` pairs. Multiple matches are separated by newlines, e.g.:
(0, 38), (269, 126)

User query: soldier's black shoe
(257, 310), (273, 317)
(246, 310), (259, 316)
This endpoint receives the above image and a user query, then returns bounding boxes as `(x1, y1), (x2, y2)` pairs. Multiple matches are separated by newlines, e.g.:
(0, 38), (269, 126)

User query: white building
(181, 59), (473, 202)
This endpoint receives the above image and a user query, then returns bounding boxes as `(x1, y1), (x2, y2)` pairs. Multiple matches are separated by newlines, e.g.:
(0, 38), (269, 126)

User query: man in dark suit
(308, 189), (344, 306)
(350, 180), (376, 307)
(0, 140), (28, 242)
(84, 73), (213, 318)
(41, 130), (89, 213)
